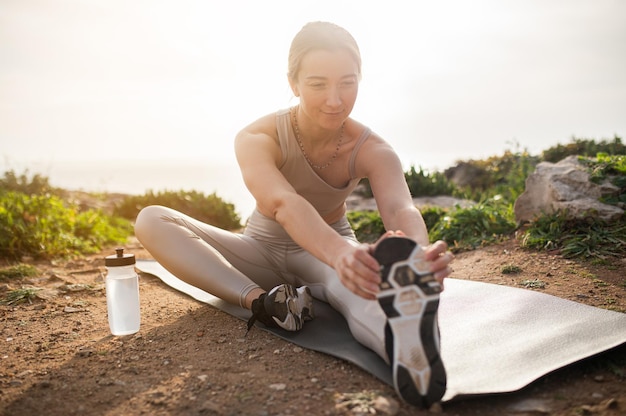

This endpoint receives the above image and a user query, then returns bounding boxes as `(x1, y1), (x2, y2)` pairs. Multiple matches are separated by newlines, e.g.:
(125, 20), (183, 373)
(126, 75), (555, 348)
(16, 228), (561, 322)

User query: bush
(542, 135), (625, 163)
(0, 191), (132, 260)
(428, 197), (516, 252)
(346, 210), (385, 243)
(113, 190), (242, 230)
(0, 170), (61, 196)
(404, 165), (458, 197)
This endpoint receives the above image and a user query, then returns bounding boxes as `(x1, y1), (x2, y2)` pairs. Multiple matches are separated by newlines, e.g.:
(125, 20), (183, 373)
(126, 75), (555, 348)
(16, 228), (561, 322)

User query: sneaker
(247, 284), (314, 332)
(373, 236), (447, 408)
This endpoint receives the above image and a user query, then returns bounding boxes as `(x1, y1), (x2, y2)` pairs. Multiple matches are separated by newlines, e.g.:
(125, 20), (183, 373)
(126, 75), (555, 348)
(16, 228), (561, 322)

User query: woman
(134, 21), (454, 408)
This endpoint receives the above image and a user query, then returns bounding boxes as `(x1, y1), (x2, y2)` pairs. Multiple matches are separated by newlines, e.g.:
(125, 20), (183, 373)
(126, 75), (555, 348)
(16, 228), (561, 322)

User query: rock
(514, 155), (623, 223)
(444, 162), (489, 188)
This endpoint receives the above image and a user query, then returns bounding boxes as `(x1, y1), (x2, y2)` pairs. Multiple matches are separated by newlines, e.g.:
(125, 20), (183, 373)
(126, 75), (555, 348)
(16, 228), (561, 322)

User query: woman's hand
(424, 240), (455, 287)
(333, 244), (381, 300)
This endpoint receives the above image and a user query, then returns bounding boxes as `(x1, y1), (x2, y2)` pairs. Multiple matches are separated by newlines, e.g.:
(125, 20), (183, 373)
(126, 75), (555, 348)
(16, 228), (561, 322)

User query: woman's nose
(325, 86), (342, 106)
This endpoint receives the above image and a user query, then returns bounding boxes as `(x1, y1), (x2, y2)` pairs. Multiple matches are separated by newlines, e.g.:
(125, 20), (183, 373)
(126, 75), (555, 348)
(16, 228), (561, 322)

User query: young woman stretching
(135, 21), (454, 408)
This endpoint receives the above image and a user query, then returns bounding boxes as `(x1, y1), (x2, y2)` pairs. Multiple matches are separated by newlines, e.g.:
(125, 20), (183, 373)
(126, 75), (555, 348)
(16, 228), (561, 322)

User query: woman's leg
(283, 217), (389, 362)
(134, 205), (286, 308)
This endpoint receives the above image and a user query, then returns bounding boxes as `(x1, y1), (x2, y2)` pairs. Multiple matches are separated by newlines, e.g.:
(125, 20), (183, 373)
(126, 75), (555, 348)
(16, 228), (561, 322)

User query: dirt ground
(1, 236), (625, 416)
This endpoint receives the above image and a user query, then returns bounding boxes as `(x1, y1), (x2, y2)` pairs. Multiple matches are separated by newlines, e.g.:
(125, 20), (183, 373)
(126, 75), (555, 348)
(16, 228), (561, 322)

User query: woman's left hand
(424, 240), (455, 286)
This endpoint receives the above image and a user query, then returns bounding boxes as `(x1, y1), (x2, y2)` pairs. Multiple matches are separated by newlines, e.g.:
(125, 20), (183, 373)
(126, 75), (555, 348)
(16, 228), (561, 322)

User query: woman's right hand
(332, 242), (383, 300)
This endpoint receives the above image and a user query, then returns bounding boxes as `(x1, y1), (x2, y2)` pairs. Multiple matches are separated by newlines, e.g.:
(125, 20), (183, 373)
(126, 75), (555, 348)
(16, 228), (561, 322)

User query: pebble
(506, 398), (553, 414)
(269, 383), (286, 391)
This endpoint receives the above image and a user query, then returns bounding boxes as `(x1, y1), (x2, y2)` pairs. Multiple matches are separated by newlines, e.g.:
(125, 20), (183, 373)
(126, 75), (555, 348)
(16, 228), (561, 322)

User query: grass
(519, 279), (547, 289)
(0, 264), (39, 281)
(1, 287), (43, 305)
(501, 264), (522, 274)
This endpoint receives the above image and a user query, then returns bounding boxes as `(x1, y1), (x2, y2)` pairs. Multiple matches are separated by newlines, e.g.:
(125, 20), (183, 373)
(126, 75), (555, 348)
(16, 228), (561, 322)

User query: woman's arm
(234, 115), (382, 299)
(357, 135), (454, 283)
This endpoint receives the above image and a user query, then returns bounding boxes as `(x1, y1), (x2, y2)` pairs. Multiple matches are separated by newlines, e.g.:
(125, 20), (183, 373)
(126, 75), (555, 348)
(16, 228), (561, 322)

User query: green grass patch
(1, 287), (42, 305)
(519, 279), (546, 289)
(520, 212), (626, 259)
(501, 264), (522, 274)
(0, 264), (39, 280)
(428, 197), (516, 252)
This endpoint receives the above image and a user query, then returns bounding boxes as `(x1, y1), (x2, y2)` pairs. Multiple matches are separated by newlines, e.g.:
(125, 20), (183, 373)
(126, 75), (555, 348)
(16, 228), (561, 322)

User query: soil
(1, 236), (625, 416)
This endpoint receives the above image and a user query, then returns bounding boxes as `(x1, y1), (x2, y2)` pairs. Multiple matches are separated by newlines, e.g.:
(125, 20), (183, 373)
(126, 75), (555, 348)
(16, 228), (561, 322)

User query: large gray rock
(514, 155), (623, 222)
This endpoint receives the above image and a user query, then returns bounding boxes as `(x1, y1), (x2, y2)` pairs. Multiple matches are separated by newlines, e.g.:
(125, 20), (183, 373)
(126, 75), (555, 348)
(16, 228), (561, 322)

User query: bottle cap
(105, 247), (136, 267)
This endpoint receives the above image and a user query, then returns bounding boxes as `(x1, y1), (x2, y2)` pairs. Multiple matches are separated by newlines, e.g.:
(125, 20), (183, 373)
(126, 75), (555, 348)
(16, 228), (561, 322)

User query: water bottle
(105, 248), (140, 335)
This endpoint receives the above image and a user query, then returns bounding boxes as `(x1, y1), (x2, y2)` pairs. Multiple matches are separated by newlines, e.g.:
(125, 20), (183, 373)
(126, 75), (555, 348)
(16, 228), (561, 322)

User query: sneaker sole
(374, 237), (446, 408)
(272, 285), (315, 331)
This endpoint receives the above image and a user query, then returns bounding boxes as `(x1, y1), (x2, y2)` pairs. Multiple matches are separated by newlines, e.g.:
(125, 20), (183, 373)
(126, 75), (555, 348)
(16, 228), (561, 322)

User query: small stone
(373, 395), (400, 415)
(506, 398), (553, 414)
(293, 347), (303, 353)
(269, 383), (286, 390)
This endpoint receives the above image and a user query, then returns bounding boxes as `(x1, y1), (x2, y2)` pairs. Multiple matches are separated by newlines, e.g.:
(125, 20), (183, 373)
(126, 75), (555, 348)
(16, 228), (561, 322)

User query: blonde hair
(288, 22), (362, 82)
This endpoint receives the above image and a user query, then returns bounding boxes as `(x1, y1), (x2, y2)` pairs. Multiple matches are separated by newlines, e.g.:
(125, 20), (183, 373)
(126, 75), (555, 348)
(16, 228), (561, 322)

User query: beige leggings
(134, 205), (388, 360)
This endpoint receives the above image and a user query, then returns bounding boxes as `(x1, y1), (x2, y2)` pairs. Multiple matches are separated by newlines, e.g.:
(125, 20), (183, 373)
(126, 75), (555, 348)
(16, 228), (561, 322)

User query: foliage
(0, 264), (39, 281)
(113, 190), (241, 230)
(0, 170), (62, 196)
(578, 153), (626, 206)
(428, 197), (517, 252)
(355, 166), (460, 199)
(420, 206), (447, 231)
(0, 191), (132, 260)
(520, 211), (626, 259)
(0, 287), (42, 305)
(501, 264), (522, 274)
(446, 148), (539, 203)
(404, 165), (458, 198)
(346, 210), (385, 243)
(542, 135), (625, 163)
(519, 279), (546, 289)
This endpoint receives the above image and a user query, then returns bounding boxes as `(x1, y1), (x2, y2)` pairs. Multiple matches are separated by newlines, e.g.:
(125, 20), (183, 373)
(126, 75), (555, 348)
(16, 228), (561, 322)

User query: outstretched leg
(373, 236), (446, 408)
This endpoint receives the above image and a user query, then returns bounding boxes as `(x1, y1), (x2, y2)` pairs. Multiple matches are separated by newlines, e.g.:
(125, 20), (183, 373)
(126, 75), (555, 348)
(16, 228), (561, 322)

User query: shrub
(404, 165), (458, 197)
(578, 153), (626, 206)
(113, 190), (241, 230)
(542, 135), (625, 163)
(0, 170), (61, 196)
(346, 210), (385, 243)
(0, 191), (132, 260)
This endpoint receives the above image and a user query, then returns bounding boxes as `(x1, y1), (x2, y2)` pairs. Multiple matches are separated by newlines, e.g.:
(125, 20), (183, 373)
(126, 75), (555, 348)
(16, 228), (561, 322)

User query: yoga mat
(136, 259), (626, 402)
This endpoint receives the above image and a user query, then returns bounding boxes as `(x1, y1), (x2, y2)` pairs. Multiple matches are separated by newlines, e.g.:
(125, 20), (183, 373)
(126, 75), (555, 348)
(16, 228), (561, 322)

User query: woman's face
(290, 49), (359, 131)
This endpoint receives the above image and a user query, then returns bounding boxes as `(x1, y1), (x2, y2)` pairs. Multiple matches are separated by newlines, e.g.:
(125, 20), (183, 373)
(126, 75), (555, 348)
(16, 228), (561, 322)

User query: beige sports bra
(276, 108), (372, 217)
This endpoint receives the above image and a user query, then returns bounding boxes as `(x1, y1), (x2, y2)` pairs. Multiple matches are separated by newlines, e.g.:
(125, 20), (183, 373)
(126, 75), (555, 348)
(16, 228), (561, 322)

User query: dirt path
(1, 237), (625, 415)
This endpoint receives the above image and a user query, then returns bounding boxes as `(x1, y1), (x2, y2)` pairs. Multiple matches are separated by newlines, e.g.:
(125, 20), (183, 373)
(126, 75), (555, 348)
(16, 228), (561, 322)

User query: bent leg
(134, 205), (286, 308)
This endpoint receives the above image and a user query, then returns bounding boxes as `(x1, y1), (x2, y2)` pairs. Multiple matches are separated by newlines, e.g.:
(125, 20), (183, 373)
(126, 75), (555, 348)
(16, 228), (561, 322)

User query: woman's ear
(288, 77), (299, 97)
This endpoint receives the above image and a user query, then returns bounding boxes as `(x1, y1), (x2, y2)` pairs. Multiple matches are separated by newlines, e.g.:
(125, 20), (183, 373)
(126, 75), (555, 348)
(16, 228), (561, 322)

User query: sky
(1, 0), (625, 178)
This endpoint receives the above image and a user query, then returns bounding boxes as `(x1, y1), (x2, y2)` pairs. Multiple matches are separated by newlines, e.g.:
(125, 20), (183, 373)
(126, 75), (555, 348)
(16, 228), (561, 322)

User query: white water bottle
(105, 248), (140, 335)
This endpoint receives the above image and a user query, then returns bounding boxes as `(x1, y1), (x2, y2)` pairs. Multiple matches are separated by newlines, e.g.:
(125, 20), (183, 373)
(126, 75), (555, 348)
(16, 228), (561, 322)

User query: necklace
(291, 106), (344, 170)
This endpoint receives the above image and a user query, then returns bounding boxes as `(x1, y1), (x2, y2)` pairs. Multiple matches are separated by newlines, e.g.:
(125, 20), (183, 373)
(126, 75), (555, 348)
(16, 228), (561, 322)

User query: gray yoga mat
(136, 259), (626, 402)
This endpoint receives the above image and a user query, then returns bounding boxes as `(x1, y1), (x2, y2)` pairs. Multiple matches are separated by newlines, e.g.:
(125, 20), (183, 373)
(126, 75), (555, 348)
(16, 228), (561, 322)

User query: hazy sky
(2, 0), (625, 173)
